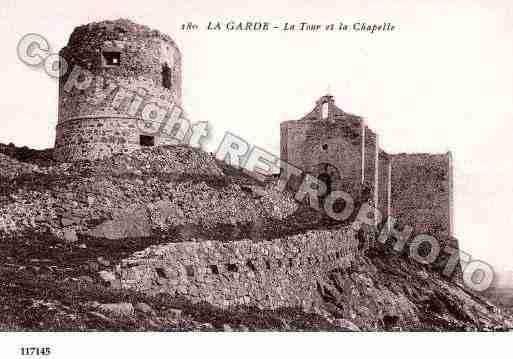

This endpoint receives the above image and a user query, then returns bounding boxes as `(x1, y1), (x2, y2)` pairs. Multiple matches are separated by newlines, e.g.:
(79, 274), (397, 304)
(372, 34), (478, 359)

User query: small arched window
(162, 63), (172, 89)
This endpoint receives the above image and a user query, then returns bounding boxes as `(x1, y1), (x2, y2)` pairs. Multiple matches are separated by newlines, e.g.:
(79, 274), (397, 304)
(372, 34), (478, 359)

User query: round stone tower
(54, 19), (182, 161)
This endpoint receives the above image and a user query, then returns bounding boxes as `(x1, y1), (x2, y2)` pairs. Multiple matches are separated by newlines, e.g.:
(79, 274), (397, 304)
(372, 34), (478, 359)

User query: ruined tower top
(60, 19), (182, 104)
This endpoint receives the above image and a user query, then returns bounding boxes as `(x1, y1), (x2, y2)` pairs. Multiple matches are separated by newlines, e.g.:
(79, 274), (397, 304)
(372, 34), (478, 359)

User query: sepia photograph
(0, 0), (512, 357)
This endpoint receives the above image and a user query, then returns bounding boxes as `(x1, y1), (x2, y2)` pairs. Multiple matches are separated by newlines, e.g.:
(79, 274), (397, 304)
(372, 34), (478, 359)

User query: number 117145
(20, 347), (51, 356)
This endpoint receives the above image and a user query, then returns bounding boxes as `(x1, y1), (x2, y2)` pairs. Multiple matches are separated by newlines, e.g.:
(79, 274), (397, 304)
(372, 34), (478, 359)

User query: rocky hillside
(0, 144), (511, 331)
(318, 248), (512, 330)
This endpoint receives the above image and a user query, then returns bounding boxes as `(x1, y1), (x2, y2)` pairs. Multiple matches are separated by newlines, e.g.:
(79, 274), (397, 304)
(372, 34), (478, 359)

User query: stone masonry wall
(280, 96), (378, 200)
(378, 151), (390, 223)
(54, 115), (182, 162)
(279, 96), (454, 255)
(116, 227), (358, 311)
(280, 119), (363, 199)
(363, 126), (378, 206)
(390, 153), (453, 244)
(55, 19), (182, 162)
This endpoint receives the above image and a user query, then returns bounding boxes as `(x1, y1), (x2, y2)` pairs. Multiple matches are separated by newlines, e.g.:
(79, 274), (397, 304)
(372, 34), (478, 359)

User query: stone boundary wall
(116, 227), (358, 310)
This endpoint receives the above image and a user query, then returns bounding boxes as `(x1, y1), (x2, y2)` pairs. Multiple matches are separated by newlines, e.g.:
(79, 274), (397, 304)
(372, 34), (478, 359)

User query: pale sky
(1, 0), (512, 272)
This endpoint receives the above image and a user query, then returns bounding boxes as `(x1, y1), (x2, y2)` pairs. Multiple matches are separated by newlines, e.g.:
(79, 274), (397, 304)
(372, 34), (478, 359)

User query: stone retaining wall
(117, 227), (358, 310)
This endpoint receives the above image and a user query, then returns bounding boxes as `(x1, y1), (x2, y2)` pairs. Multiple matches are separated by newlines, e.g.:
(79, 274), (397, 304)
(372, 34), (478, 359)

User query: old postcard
(0, 0), (512, 358)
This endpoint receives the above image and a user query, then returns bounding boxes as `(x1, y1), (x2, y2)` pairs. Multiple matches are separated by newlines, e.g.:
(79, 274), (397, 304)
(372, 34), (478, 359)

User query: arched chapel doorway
(313, 163), (341, 198)
(317, 172), (332, 197)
